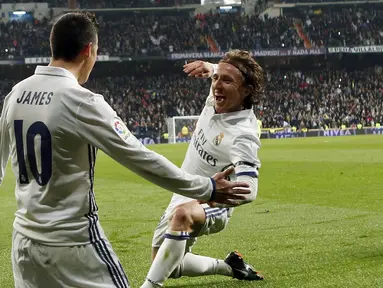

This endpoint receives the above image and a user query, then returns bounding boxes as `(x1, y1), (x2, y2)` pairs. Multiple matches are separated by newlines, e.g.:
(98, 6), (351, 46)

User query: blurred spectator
(0, 79), (14, 114)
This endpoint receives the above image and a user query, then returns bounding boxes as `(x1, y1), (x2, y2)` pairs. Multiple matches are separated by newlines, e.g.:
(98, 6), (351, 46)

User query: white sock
(177, 253), (233, 277)
(141, 230), (189, 288)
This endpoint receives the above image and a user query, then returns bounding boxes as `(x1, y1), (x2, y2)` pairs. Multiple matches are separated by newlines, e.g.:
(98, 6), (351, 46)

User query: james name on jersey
(16, 90), (53, 106)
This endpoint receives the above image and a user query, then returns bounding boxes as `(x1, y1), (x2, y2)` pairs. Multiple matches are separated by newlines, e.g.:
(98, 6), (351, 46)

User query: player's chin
(215, 103), (227, 114)
(215, 107), (224, 114)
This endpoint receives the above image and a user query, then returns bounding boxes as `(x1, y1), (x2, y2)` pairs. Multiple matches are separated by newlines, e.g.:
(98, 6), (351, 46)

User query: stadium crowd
(285, 4), (383, 47)
(0, 0), (199, 8)
(83, 0), (201, 8)
(1, 3), (383, 58)
(1, 64), (382, 135)
(1, 2), (383, 136)
(85, 74), (208, 139)
(282, 0), (367, 3)
(260, 67), (383, 130)
(86, 66), (383, 134)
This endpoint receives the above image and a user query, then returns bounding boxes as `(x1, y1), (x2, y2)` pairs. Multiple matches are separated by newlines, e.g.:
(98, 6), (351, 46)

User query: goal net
(167, 116), (199, 144)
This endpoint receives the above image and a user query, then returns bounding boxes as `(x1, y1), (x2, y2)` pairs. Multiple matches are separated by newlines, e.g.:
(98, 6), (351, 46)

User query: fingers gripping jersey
(0, 66), (214, 246)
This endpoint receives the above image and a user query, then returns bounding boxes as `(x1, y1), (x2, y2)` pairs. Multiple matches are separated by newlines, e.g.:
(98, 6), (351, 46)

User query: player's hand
(210, 167), (250, 206)
(197, 201), (225, 208)
(183, 61), (214, 78)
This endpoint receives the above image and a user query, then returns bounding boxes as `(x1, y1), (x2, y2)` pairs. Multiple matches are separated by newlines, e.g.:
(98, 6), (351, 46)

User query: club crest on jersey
(213, 133), (224, 146)
(113, 120), (130, 141)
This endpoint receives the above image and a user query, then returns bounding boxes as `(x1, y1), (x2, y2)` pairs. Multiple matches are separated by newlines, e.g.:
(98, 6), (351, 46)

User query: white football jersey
(168, 86), (261, 210)
(0, 66), (214, 246)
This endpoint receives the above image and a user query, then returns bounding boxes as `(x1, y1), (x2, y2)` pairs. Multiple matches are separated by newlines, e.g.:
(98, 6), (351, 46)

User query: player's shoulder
(228, 110), (258, 136)
(227, 110), (261, 148)
(11, 74), (35, 91)
(60, 81), (106, 110)
(70, 83), (103, 100)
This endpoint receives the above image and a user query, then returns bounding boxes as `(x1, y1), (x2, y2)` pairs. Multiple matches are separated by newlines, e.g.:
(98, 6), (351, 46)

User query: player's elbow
(246, 188), (257, 203)
(239, 189), (256, 206)
(236, 175), (258, 205)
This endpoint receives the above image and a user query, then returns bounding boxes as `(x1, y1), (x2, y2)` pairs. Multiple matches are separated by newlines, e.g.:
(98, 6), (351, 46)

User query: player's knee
(170, 206), (193, 230)
(172, 206), (193, 224)
(169, 265), (182, 279)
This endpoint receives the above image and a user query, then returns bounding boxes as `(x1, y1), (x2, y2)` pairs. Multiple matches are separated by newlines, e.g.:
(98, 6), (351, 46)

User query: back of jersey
(0, 66), (100, 245)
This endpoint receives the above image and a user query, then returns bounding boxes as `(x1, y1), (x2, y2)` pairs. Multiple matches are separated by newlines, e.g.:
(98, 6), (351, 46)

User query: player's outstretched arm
(183, 60), (215, 78)
(0, 97), (11, 186)
(75, 93), (249, 203)
(183, 61), (217, 104)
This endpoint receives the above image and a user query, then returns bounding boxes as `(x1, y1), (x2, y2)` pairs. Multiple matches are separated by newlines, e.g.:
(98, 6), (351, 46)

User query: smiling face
(211, 62), (249, 114)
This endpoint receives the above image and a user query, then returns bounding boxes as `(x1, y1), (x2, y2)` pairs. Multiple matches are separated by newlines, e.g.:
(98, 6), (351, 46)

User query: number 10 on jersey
(14, 120), (52, 186)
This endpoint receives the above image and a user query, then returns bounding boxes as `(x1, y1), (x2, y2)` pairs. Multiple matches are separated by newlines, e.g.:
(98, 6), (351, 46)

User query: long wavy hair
(219, 50), (265, 109)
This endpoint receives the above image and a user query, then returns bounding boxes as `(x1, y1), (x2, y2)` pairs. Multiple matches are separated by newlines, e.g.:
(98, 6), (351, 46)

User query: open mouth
(215, 95), (225, 104)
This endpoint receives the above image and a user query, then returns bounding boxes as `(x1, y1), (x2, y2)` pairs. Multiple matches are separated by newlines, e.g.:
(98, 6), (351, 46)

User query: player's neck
(49, 59), (82, 82)
(214, 105), (246, 114)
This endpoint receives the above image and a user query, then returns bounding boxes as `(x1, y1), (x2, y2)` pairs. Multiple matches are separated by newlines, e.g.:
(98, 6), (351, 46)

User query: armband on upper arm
(234, 161), (259, 178)
(234, 161), (258, 168)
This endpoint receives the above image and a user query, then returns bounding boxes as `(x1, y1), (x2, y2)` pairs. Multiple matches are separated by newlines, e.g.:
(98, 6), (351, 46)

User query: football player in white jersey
(141, 50), (265, 288)
(0, 13), (250, 288)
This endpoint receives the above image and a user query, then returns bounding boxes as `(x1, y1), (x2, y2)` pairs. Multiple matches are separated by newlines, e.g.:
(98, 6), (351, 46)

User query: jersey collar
(34, 66), (78, 82)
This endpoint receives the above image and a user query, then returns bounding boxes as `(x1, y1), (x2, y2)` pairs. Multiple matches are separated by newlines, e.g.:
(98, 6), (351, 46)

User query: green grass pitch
(1, 135), (383, 288)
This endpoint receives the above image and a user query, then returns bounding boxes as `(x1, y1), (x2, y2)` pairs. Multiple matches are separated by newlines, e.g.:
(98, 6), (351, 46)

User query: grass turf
(1, 135), (383, 287)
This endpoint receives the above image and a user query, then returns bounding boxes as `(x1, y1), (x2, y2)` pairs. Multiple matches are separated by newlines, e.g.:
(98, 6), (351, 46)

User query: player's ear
(81, 43), (93, 58)
(242, 85), (251, 98)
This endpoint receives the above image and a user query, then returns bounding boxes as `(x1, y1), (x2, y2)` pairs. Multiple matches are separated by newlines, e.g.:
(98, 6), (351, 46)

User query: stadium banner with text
(140, 127), (383, 144)
(261, 127), (383, 139)
(168, 48), (327, 60)
(24, 55), (112, 64)
(328, 45), (383, 54)
(136, 136), (161, 145)
(9, 45), (383, 65)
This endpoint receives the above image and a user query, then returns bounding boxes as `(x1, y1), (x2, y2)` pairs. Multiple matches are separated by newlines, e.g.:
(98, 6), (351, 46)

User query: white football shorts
(12, 230), (129, 288)
(152, 203), (232, 252)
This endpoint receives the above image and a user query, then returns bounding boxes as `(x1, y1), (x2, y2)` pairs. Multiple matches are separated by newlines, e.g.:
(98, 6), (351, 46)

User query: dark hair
(50, 12), (99, 61)
(219, 50), (265, 109)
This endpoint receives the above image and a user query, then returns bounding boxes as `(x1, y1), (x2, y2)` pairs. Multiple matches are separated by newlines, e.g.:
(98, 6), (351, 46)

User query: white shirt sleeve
(214, 175), (257, 208)
(229, 133), (261, 204)
(230, 134), (260, 177)
(74, 92), (214, 201)
(0, 98), (10, 186)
